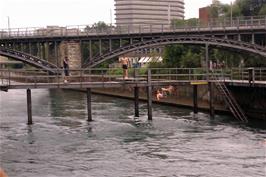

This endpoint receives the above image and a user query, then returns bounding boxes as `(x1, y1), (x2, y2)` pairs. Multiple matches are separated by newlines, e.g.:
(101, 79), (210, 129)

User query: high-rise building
(115, 0), (185, 25)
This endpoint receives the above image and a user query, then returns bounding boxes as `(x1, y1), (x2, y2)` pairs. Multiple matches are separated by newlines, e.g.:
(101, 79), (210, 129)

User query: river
(0, 89), (265, 177)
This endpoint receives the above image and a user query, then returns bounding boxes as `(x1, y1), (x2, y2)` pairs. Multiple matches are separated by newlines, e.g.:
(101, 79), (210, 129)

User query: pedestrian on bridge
(63, 57), (69, 83)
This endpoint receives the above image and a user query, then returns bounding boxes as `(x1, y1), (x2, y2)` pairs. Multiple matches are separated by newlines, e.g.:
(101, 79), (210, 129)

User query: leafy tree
(162, 44), (203, 68)
(259, 4), (266, 15)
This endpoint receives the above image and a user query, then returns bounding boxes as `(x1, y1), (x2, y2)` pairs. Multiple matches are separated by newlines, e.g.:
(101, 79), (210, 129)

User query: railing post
(147, 69), (152, 121)
(87, 88), (92, 122)
(134, 86), (139, 117)
(27, 89), (33, 125)
(193, 85), (198, 114)
(208, 82), (215, 119)
(205, 43), (209, 81)
(8, 68), (10, 86)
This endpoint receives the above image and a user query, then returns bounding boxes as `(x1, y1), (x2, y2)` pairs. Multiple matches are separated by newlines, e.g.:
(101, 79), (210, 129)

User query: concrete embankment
(73, 84), (230, 116)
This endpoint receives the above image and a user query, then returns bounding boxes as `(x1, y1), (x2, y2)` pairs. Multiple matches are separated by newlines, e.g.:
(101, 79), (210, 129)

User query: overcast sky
(0, 0), (234, 29)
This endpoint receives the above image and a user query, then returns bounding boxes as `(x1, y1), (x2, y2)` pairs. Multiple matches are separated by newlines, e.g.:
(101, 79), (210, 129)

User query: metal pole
(147, 69), (152, 120)
(205, 43), (209, 81)
(230, 1), (233, 27)
(193, 85), (198, 114)
(87, 88), (92, 122)
(7, 16), (10, 37)
(89, 40), (92, 61)
(134, 87), (139, 117)
(27, 89), (33, 125)
(208, 82), (215, 118)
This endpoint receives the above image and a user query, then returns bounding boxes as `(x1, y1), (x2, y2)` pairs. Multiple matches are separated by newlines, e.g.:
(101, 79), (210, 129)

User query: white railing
(0, 16), (265, 39)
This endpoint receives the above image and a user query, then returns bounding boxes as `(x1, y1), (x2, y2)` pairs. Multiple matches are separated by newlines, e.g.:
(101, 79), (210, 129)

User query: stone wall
(59, 41), (81, 70)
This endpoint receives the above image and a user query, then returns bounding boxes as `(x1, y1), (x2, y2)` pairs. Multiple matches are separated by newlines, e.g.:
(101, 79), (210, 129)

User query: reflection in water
(0, 89), (265, 177)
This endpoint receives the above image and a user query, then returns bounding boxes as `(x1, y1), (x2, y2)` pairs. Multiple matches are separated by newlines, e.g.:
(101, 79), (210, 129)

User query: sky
(0, 0), (234, 29)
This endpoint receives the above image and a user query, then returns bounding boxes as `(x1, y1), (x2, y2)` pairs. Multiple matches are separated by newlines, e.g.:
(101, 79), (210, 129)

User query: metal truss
(84, 36), (266, 68)
(0, 47), (60, 74)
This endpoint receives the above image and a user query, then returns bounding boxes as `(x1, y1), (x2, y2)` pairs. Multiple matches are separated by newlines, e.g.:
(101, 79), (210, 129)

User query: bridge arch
(84, 36), (266, 68)
(0, 47), (60, 74)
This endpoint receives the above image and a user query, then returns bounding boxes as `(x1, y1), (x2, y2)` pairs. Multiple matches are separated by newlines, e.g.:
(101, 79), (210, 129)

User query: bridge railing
(1, 16), (265, 39)
(211, 67), (266, 83)
(1, 68), (265, 88)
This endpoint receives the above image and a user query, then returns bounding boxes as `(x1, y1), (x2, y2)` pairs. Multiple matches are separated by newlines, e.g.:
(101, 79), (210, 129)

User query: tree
(259, 4), (266, 15)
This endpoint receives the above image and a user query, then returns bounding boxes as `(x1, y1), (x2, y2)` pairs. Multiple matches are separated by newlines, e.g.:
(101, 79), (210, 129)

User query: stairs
(212, 73), (248, 123)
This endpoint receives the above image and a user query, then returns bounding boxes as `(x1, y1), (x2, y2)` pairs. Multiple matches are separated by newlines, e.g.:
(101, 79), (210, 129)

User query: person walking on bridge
(63, 56), (69, 83)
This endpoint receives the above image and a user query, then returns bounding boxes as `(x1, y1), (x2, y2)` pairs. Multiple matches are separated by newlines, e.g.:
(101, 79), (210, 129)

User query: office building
(115, 0), (185, 25)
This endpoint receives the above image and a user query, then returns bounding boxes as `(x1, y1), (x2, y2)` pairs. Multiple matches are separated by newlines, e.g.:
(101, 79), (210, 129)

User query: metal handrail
(1, 68), (265, 88)
(0, 16), (265, 39)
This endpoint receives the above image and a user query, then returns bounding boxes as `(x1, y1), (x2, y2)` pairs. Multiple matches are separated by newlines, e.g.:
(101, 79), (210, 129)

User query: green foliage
(259, 5), (266, 15)
(208, 0), (266, 18)
(179, 50), (201, 68)
(162, 44), (203, 68)
(171, 18), (198, 28)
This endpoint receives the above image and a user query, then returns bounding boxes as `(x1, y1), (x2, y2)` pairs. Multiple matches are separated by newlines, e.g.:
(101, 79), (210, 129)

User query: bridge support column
(59, 41), (81, 71)
(208, 82), (215, 118)
(44, 42), (49, 61)
(87, 88), (92, 122)
(193, 85), (198, 114)
(147, 69), (152, 120)
(27, 89), (33, 125)
(134, 87), (139, 117)
(251, 34), (255, 44)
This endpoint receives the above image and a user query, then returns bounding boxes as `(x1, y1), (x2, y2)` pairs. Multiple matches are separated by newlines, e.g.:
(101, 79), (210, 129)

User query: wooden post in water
(193, 85), (198, 114)
(208, 82), (215, 118)
(147, 69), (152, 120)
(87, 88), (92, 122)
(27, 89), (33, 125)
(134, 87), (139, 117)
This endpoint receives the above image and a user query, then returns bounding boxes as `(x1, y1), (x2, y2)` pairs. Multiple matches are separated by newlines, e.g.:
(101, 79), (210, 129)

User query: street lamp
(7, 16), (10, 36)
(230, 1), (233, 26)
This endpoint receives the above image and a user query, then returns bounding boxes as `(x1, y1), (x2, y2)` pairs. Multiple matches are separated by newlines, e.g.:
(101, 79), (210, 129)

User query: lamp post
(230, 1), (233, 26)
(7, 16), (10, 36)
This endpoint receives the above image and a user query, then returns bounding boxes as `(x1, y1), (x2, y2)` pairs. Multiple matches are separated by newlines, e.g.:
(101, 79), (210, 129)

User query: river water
(0, 89), (265, 177)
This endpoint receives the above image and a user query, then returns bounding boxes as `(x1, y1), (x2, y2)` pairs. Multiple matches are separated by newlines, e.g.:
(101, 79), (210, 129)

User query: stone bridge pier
(58, 41), (81, 70)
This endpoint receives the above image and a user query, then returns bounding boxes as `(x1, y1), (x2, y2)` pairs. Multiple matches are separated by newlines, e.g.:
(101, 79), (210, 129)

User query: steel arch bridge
(1, 36), (265, 70)
(0, 47), (60, 74)
(84, 36), (266, 68)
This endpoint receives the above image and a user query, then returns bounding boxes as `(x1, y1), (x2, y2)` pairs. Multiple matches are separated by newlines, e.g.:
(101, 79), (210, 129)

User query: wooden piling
(134, 87), (139, 117)
(27, 89), (32, 125)
(208, 82), (215, 118)
(87, 88), (92, 122)
(147, 69), (152, 120)
(193, 85), (198, 114)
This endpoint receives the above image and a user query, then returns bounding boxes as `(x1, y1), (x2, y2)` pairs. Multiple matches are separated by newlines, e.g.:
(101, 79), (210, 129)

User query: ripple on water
(1, 90), (265, 177)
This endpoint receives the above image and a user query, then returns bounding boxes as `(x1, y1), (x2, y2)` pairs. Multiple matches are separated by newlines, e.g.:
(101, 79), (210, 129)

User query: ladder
(211, 73), (248, 123)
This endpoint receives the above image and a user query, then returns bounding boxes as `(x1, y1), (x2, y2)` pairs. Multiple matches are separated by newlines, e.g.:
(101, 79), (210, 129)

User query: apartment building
(115, 0), (185, 25)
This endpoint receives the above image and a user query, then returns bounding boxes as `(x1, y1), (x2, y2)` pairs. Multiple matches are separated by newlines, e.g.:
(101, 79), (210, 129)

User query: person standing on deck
(120, 56), (129, 79)
(63, 57), (69, 83)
